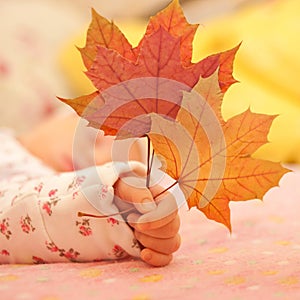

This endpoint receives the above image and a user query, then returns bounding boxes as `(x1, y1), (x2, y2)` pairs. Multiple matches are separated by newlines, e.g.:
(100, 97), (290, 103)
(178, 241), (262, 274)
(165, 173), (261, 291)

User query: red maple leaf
(59, 0), (289, 230)
(59, 0), (238, 137)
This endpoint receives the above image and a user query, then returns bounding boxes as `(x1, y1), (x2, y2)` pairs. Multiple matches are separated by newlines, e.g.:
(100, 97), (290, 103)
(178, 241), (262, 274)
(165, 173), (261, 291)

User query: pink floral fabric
(0, 166), (299, 299)
(0, 129), (141, 264)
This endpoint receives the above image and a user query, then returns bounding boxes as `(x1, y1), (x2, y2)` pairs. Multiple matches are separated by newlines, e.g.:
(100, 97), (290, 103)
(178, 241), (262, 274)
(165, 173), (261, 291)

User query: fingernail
(143, 251), (152, 262)
(141, 198), (156, 212)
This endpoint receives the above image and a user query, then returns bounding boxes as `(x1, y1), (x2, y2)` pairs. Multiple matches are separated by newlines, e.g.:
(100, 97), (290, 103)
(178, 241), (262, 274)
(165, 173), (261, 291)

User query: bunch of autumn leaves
(60, 0), (288, 230)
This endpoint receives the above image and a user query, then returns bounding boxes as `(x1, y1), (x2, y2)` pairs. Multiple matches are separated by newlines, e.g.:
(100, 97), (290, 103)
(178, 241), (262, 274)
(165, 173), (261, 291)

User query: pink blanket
(1, 166), (299, 300)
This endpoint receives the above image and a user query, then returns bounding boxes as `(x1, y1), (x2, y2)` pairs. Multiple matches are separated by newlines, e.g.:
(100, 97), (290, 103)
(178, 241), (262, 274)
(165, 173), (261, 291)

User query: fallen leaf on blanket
(79, 268), (103, 278)
(149, 70), (289, 230)
(59, 0), (238, 137)
(0, 274), (19, 282)
(140, 274), (163, 283)
(225, 276), (246, 285)
(132, 294), (151, 300)
(279, 276), (299, 286)
(59, 0), (289, 230)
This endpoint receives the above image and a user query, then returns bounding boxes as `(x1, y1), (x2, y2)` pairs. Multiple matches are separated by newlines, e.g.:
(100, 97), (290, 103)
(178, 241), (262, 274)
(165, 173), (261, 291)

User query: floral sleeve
(0, 129), (141, 264)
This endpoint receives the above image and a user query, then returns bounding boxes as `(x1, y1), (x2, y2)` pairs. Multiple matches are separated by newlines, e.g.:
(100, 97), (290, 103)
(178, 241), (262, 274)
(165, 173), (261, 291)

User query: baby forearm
(0, 165), (141, 264)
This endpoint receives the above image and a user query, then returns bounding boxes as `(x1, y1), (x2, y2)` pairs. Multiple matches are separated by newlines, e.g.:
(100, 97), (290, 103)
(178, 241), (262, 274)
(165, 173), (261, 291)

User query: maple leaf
(80, 0), (197, 69)
(137, 0), (198, 65)
(58, 91), (102, 117)
(59, 0), (239, 137)
(79, 8), (136, 70)
(149, 70), (289, 230)
(58, 0), (289, 230)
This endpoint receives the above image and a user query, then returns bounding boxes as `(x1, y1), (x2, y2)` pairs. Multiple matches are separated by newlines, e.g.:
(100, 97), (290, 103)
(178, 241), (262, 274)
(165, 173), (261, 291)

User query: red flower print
(79, 225), (92, 236)
(21, 223), (30, 233)
(42, 202), (52, 216)
(45, 241), (80, 262)
(76, 219), (93, 236)
(34, 182), (44, 193)
(72, 191), (79, 200)
(1, 249), (9, 256)
(45, 241), (59, 252)
(64, 249), (80, 261)
(67, 175), (86, 191)
(48, 189), (58, 198)
(0, 221), (6, 232)
(76, 176), (86, 186)
(112, 245), (125, 258)
(42, 192), (60, 216)
(32, 256), (46, 264)
(107, 217), (119, 226)
(99, 184), (109, 200)
(102, 185), (108, 194)
(0, 218), (12, 240)
(20, 215), (35, 234)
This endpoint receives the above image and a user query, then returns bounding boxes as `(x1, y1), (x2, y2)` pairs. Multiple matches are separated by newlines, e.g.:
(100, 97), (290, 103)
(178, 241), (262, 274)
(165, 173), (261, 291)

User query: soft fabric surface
(1, 166), (299, 300)
(1, 1), (299, 299)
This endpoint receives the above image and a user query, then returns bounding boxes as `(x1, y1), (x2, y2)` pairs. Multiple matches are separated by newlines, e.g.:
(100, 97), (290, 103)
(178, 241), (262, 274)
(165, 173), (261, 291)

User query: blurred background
(0, 0), (299, 163)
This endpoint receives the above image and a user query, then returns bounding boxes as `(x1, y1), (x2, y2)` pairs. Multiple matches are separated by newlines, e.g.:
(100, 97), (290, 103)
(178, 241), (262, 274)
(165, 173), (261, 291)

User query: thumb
(114, 176), (157, 214)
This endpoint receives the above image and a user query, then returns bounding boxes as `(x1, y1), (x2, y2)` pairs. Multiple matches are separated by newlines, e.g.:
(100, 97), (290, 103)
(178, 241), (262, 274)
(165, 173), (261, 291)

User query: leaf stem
(153, 181), (178, 199)
(146, 135), (151, 188)
(78, 207), (135, 218)
(78, 180), (180, 220)
(149, 148), (154, 175)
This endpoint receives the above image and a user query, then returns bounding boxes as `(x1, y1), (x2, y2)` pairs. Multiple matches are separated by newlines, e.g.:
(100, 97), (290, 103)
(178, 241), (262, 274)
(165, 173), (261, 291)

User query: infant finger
(133, 214), (180, 239)
(135, 231), (181, 255)
(135, 191), (178, 231)
(114, 177), (156, 214)
(141, 248), (173, 267)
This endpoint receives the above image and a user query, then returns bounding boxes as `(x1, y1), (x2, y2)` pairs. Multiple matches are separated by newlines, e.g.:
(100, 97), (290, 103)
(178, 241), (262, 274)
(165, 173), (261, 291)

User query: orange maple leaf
(80, 0), (198, 68)
(138, 0), (198, 65)
(59, 0), (238, 137)
(79, 8), (136, 70)
(58, 0), (289, 229)
(149, 70), (289, 230)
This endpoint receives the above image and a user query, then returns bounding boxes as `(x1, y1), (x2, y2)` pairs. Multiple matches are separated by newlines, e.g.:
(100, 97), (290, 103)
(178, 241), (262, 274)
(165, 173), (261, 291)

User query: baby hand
(114, 176), (181, 267)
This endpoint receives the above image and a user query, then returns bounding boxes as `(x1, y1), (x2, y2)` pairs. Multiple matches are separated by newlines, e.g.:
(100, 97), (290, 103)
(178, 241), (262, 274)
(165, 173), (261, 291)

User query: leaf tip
(76, 45), (83, 52)
(56, 95), (67, 103)
(236, 41), (243, 50)
(227, 225), (232, 234)
(282, 165), (293, 176)
(91, 7), (98, 16)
